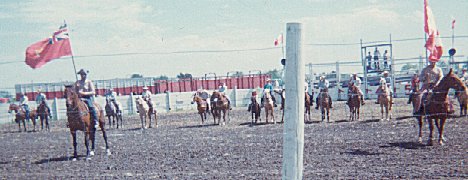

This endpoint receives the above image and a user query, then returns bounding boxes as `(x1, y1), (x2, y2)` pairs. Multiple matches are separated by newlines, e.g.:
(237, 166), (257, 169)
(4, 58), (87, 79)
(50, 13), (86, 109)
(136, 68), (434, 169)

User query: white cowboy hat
(36, 88), (42, 92)
(382, 71), (389, 74)
(142, 86), (149, 90)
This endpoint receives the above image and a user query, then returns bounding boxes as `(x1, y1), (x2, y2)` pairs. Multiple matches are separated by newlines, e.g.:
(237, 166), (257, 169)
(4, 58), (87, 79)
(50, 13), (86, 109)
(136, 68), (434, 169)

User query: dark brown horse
(192, 93), (208, 124)
(421, 69), (465, 145)
(210, 91), (229, 125)
(319, 90), (331, 122)
(274, 89), (285, 123)
(64, 85), (110, 161)
(250, 96), (261, 126)
(455, 86), (468, 116)
(8, 104), (37, 132)
(347, 85), (361, 121)
(37, 102), (50, 131)
(105, 98), (123, 129)
(304, 92), (312, 122)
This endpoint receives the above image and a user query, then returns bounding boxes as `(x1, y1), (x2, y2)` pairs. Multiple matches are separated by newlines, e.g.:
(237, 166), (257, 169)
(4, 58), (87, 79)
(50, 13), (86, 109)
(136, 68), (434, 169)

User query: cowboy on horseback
(35, 88), (52, 118)
(247, 91), (258, 112)
(315, 76), (333, 109)
(19, 93), (30, 120)
(74, 69), (99, 129)
(105, 88), (120, 111)
(413, 61), (444, 116)
(347, 73), (365, 105)
(218, 83), (232, 110)
(375, 78), (390, 98)
(141, 86), (154, 111)
(407, 73), (420, 104)
(375, 71), (393, 104)
(195, 87), (210, 111)
(261, 79), (277, 107)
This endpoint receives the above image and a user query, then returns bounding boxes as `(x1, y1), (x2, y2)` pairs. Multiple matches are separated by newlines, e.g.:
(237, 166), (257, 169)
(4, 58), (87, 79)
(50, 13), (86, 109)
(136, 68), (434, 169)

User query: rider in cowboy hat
(347, 73), (365, 105)
(413, 61), (444, 116)
(407, 73), (420, 104)
(74, 68), (99, 129)
(261, 79), (277, 107)
(315, 76), (333, 109)
(105, 88), (120, 111)
(19, 93), (31, 120)
(35, 88), (52, 118)
(376, 71), (393, 104)
(141, 86), (154, 110)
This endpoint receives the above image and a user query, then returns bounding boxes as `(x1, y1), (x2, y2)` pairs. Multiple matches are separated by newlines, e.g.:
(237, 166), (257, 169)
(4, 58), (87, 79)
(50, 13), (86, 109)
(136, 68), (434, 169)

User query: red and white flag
(25, 23), (73, 69)
(424, 0), (443, 62)
(274, 34), (283, 46)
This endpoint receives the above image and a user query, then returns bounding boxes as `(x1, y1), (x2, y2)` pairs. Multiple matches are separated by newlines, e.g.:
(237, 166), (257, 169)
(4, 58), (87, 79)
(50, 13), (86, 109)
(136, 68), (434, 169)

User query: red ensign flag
(424, 0), (443, 62)
(25, 24), (73, 69)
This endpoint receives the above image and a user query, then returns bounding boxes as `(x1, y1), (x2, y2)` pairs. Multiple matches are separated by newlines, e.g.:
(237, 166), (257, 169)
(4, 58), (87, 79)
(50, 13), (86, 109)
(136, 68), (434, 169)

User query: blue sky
(0, 0), (467, 90)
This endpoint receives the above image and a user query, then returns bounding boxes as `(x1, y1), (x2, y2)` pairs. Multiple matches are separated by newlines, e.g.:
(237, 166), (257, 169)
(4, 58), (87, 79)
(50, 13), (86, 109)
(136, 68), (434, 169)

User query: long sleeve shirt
(35, 93), (47, 104)
(20, 96), (28, 105)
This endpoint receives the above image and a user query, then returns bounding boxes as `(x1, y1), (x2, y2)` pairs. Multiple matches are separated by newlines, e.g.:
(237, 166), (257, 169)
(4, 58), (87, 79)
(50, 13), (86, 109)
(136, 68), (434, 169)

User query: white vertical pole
(282, 22), (305, 180)
(336, 61), (341, 100)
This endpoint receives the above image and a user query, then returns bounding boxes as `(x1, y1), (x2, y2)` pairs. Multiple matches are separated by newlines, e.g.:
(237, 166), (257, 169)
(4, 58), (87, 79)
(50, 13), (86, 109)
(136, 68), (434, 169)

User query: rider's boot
(361, 96), (365, 105)
(328, 96), (333, 109)
(247, 104), (251, 112)
(407, 93), (412, 104)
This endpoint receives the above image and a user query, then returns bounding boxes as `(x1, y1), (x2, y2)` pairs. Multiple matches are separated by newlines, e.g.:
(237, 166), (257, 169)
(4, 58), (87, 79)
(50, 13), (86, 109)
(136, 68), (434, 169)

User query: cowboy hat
(382, 71), (389, 74)
(142, 86), (149, 90)
(77, 69), (89, 75)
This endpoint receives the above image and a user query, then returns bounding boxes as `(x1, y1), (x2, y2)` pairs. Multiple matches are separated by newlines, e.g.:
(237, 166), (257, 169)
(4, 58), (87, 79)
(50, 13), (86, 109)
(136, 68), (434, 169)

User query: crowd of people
(366, 47), (390, 71)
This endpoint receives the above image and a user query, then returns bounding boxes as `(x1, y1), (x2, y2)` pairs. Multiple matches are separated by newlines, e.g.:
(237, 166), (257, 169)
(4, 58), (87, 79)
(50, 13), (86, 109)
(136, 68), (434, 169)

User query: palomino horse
(263, 90), (275, 124)
(274, 89), (285, 123)
(377, 80), (392, 121)
(8, 104), (37, 132)
(318, 90), (331, 122)
(420, 69), (465, 145)
(64, 85), (110, 161)
(210, 91), (229, 125)
(192, 93), (208, 124)
(105, 98), (123, 129)
(347, 85), (361, 121)
(455, 86), (468, 116)
(135, 97), (157, 129)
(249, 96), (261, 126)
(37, 102), (50, 131)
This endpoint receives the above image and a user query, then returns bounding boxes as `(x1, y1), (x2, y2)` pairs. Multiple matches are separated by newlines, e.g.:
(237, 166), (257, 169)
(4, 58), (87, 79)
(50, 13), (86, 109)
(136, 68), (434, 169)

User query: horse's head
(438, 69), (466, 92)
(192, 93), (202, 104)
(64, 85), (77, 108)
(8, 103), (18, 113)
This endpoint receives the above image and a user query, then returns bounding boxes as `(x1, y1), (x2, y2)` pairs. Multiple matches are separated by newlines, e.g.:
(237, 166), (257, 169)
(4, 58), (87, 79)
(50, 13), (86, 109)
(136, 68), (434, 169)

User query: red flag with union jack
(25, 23), (73, 69)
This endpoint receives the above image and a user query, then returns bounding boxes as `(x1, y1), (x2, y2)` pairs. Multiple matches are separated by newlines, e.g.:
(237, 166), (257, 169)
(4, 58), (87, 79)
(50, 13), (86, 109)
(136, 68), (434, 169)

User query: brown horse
(377, 80), (392, 121)
(192, 93), (208, 124)
(455, 86), (468, 116)
(262, 90), (275, 124)
(411, 86), (425, 143)
(249, 96), (261, 126)
(318, 90), (331, 122)
(347, 85), (361, 121)
(421, 69), (465, 145)
(210, 91), (229, 125)
(274, 89), (285, 123)
(37, 102), (50, 131)
(8, 104), (37, 132)
(64, 85), (110, 161)
(105, 98), (123, 129)
(304, 92), (312, 122)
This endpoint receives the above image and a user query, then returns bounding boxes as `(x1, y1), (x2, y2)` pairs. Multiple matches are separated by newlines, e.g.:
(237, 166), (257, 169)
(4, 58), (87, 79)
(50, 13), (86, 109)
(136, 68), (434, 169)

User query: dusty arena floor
(0, 99), (466, 179)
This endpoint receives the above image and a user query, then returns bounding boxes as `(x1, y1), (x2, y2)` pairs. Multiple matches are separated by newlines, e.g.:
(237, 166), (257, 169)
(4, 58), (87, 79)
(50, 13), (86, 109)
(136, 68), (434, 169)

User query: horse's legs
(357, 108), (360, 120)
(327, 108), (330, 122)
(101, 125), (111, 155)
(148, 113), (152, 128)
(90, 126), (97, 156)
(427, 118), (434, 146)
(417, 116), (423, 143)
(71, 131), (78, 161)
(380, 105), (384, 121)
(272, 110), (275, 124)
(22, 120), (26, 132)
(84, 129), (91, 160)
(107, 116), (112, 129)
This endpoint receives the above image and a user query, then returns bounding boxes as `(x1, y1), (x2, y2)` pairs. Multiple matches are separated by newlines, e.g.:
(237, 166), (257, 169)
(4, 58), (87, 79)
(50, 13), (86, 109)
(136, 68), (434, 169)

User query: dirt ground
(0, 99), (466, 179)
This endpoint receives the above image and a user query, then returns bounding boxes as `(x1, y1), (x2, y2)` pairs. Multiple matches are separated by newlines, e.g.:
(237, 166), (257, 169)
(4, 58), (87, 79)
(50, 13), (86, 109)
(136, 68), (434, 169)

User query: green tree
(130, 73), (143, 78)
(154, 75), (169, 81)
(401, 63), (418, 71)
(265, 69), (282, 79)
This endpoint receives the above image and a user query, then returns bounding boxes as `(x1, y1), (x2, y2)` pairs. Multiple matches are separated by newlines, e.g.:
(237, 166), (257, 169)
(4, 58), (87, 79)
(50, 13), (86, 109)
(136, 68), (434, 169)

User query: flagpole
(64, 20), (78, 81)
(281, 33), (285, 59)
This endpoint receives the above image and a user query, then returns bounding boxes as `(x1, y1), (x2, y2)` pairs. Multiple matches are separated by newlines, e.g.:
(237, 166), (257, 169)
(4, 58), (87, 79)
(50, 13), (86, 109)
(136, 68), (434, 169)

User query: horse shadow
(341, 149), (382, 156)
(34, 155), (87, 164)
(125, 127), (144, 131)
(178, 124), (218, 129)
(359, 119), (381, 124)
(239, 122), (274, 126)
(395, 116), (414, 121)
(379, 141), (426, 150)
(0, 161), (9, 165)
(305, 121), (321, 124)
